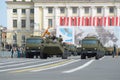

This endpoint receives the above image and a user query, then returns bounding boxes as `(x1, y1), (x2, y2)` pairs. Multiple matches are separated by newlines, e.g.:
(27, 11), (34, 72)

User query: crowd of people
(11, 47), (25, 58)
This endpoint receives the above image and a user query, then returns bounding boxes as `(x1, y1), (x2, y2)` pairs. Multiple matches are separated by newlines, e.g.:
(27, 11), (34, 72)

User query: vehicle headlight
(26, 47), (29, 49)
(38, 47), (41, 49)
(94, 48), (97, 50)
(83, 48), (85, 50)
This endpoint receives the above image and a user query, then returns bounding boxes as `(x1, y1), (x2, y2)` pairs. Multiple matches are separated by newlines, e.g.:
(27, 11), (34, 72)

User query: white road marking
(0, 59), (37, 65)
(63, 59), (95, 73)
(99, 56), (105, 60)
(0, 58), (60, 66)
(30, 59), (81, 72)
(0, 58), (61, 68)
(0, 59), (63, 72)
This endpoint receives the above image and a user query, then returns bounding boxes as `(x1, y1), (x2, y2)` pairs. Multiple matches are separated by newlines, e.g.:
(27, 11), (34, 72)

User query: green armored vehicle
(81, 36), (105, 59)
(68, 44), (77, 56)
(25, 36), (44, 58)
(105, 47), (113, 55)
(40, 36), (68, 59)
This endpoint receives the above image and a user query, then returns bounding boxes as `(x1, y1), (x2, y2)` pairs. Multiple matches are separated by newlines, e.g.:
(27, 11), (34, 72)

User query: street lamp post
(0, 26), (3, 51)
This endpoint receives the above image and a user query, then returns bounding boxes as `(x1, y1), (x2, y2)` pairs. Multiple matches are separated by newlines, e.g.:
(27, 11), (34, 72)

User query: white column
(66, 6), (72, 26)
(17, 9), (21, 30)
(42, 6), (47, 29)
(103, 6), (109, 26)
(34, 6), (40, 30)
(116, 6), (120, 26)
(26, 9), (30, 30)
(54, 7), (59, 28)
(91, 6), (96, 26)
(78, 6), (83, 26)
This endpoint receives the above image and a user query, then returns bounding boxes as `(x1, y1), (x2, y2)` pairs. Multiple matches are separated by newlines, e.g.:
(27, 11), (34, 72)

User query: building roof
(33, 0), (120, 3)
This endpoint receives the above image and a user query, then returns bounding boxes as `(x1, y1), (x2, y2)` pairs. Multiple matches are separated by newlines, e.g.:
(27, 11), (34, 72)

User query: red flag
(60, 17), (62, 26)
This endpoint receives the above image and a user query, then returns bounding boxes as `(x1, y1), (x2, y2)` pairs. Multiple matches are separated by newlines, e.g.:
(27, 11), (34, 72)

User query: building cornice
(33, 0), (120, 3)
(6, 1), (34, 5)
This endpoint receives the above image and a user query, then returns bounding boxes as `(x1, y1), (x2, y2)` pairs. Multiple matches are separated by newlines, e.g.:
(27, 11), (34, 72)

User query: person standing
(11, 47), (14, 58)
(58, 35), (63, 43)
(17, 47), (21, 58)
(112, 44), (116, 58)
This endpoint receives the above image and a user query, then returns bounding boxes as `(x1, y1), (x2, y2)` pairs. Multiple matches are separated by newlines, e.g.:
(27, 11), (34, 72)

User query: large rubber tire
(40, 53), (47, 59)
(81, 54), (86, 59)
(95, 54), (99, 60)
(25, 52), (30, 58)
(30, 54), (34, 58)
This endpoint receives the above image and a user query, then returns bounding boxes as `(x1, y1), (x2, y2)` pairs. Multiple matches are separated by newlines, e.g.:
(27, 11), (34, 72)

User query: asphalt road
(0, 56), (120, 80)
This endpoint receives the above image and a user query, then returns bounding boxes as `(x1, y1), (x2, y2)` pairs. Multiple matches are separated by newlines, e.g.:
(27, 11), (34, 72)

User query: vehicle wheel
(87, 56), (91, 58)
(26, 52), (30, 58)
(95, 54), (99, 60)
(81, 54), (86, 59)
(40, 53), (47, 59)
(30, 54), (34, 58)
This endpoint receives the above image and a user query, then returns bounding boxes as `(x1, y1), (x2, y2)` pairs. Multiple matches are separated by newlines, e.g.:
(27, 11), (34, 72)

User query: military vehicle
(38, 26), (69, 59)
(40, 35), (69, 59)
(25, 36), (44, 58)
(76, 47), (81, 55)
(68, 44), (77, 56)
(105, 47), (113, 55)
(40, 38), (69, 59)
(81, 36), (105, 59)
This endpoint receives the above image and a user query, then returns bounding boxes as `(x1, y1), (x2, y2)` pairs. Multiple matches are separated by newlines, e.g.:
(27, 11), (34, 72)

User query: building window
(21, 19), (26, 28)
(97, 7), (102, 14)
(48, 19), (53, 27)
(60, 7), (65, 14)
(84, 7), (89, 14)
(30, 19), (34, 28)
(30, 9), (34, 14)
(13, 9), (17, 14)
(109, 7), (114, 13)
(72, 7), (77, 14)
(22, 9), (26, 14)
(48, 7), (53, 14)
(13, 20), (17, 28)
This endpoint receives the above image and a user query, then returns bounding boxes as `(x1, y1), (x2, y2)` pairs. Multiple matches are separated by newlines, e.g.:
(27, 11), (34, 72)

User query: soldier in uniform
(112, 44), (116, 58)
(58, 35), (63, 43)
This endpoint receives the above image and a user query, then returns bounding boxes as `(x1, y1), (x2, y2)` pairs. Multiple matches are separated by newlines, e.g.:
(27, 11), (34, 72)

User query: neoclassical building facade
(6, 0), (120, 46)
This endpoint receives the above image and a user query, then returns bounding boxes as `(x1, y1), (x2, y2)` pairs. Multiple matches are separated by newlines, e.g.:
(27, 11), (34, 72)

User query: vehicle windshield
(26, 39), (43, 44)
(69, 45), (75, 48)
(82, 40), (97, 44)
